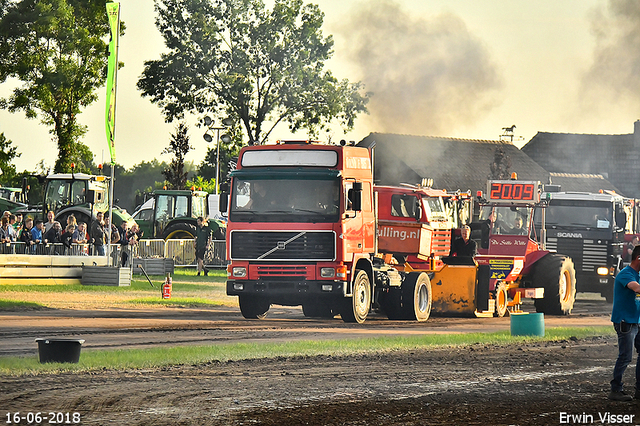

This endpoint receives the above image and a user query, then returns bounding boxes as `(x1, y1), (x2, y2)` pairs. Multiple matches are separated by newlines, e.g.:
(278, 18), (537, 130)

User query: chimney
(635, 119), (640, 139)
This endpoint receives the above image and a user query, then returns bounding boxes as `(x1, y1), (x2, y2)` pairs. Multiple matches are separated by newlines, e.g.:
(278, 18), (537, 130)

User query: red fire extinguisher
(162, 273), (172, 299)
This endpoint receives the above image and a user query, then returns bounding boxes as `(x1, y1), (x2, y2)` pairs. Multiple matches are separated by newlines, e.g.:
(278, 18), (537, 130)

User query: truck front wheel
(341, 269), (371, 324)
(401, 272), (432, 322)
(533, 254), (576, 315)
(494, 281), (508, 318)
(238, 296), (270, 319)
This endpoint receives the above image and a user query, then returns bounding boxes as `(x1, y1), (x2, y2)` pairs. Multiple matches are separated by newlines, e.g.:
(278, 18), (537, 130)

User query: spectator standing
(608, 245), (640, 401)
(31, 220), (43, 246)
(44, 211), (55, 233)
(43, 221), (62, 244)
(72, 222), (89, 244)
(0, 217), (15, 243)
(128, 223), (143, 244)
(7, 214), (17, 241)
(0, 217), (14, 254)
(194, 217), (211, 276)
(66, 214), (77, 232)
(43, 221), (63, 254)
(13, 213), (23, 234)
(19, 217), (35, 253)
(625, 236), (640, 262)
(60, 224), (75, 252)
(117, 220), (130, 267)
(89, 212), (106, 256)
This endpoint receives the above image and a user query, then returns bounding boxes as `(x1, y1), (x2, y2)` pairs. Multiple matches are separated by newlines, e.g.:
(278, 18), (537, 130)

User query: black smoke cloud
(579, 0), (640, 117)
(337, 0), (503, 136)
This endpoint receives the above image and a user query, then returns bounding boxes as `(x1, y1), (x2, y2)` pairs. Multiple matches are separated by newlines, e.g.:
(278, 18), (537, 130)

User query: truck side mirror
(350, 182), (362, 212)
(219, 192), (229, 214)
(615, 208), (626, 231)
(86, 189), (96, 204)
(414, 199), (422, 221)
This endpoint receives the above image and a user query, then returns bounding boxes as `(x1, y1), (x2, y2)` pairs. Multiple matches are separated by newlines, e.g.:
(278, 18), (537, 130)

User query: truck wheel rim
(418, 283), (428, 312)
(559, 270), (569, 302)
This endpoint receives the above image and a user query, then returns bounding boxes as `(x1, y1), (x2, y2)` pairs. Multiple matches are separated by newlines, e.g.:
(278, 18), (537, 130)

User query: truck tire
(238, 296), (270, 319)
(380, 287), (403, 320)
(494, 281), (508, 318)
(302, 302), (335, 318)
(400, 272), (432, 322)
(533, 254), (576, 315)
(340, 269), (371, 324)
(162, 222), (197, 240)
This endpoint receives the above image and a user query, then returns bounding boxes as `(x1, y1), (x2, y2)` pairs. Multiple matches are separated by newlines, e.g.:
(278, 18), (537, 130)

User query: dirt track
(2, 335), (639, 425)
(2, 296), (640, 425)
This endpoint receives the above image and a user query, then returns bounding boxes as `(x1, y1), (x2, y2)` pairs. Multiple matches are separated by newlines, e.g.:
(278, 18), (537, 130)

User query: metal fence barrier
(0, 239), (228, 268)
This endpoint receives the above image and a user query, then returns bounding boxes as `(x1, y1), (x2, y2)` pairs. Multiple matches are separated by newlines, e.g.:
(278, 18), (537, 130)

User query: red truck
(224, 141), (534, 322)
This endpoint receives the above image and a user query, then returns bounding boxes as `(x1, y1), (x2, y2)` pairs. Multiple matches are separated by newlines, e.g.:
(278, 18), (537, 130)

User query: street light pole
(215, 128), (221, 195)
(203, 116), (233, 196)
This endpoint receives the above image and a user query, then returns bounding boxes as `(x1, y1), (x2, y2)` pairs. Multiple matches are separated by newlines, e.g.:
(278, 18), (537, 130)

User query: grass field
(0, 327), (614, 375)
(0, 268), (236, 310)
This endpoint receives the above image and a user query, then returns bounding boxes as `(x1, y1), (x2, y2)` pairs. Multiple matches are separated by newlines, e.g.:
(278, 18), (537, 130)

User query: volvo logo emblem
(277, 241), (286, 249)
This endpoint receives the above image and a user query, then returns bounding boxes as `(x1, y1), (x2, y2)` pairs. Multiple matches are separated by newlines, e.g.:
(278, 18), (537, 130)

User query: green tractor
(15, 172), (133, 226)
(132, 189), (225, 240)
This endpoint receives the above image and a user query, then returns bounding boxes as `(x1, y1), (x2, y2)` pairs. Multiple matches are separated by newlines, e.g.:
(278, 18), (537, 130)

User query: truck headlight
(232, 267), (247, 278)
(597, 267), (608, 276)
(320, 267), (335, 278)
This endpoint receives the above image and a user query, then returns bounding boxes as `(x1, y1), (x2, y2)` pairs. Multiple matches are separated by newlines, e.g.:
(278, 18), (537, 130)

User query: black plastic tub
(35, 338), (85, 363)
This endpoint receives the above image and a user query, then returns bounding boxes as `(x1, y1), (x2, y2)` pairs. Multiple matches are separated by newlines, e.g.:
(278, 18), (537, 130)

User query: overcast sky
(1, 0), (638, 173)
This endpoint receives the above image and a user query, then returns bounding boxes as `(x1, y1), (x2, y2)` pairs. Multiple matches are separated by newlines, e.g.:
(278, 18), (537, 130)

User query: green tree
(0, 0), (124, 173)
(0, 132), (20, 186)
(138, 0), (369, 145)
(162, 122), (193, 189)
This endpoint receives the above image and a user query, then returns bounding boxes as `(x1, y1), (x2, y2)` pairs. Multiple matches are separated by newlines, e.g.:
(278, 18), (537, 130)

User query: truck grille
(231, 231), (335, 261)
(256, 265), (309, 277)
(546, 238), (608, 272)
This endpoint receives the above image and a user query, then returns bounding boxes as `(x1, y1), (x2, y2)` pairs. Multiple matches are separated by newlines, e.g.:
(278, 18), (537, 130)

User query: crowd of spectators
(1, 210), (140, 258)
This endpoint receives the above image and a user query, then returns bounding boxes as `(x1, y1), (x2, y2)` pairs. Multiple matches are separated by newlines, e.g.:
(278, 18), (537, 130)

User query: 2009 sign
(489, 182), (535, 201)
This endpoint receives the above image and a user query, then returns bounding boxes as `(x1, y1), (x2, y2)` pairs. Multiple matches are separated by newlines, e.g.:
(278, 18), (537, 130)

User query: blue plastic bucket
(510, 312), (545, 337)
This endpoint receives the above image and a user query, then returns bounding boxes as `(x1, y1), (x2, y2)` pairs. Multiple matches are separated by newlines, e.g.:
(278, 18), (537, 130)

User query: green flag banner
(105, 2), (120, 164)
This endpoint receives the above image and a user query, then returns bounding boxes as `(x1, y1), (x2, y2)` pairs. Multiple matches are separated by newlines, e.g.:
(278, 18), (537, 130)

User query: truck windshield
(230, 178), (340, 223)
(535, 201), (612, 229)
(480, 206), (532, 235)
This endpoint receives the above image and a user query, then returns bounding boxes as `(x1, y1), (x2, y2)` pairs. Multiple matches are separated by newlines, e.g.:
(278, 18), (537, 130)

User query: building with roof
(356, 133), (551, 195)
(521, 120), (640, 198)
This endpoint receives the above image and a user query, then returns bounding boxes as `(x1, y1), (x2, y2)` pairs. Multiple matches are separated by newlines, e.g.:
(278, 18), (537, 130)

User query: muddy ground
(2, 296), (639, 425)
(2, 332), (640, 425)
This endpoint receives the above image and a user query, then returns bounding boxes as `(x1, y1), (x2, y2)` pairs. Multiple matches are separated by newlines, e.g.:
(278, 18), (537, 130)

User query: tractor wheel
(494, 281), (508, 318)
(302, 302), (335, 319)
(400, 272), (432, 322)
(238, 296), (270, 319)
(162, 222), (197, 240)
(340, 269), (371, 324)
(533, 254), (576, 315)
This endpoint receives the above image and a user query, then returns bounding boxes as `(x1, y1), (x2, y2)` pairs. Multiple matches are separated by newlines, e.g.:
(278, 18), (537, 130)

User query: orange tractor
(472, 178), (577, 316)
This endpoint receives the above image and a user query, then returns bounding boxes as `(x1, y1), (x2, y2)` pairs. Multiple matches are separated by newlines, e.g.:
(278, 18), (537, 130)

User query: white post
(106, 165), (115, 266)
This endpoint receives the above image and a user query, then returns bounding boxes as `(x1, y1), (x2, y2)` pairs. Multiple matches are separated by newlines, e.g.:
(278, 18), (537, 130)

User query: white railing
(0, 239), (228, 268)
